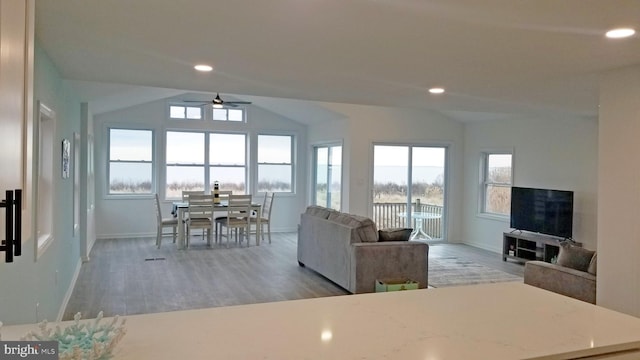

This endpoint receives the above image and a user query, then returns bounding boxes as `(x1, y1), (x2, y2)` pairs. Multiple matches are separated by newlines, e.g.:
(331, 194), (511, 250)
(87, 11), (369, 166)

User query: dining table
(172, 200), (262, 249)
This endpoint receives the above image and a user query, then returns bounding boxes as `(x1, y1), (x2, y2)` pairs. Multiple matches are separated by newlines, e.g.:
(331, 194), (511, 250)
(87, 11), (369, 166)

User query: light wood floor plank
(63, 233), (523, 320)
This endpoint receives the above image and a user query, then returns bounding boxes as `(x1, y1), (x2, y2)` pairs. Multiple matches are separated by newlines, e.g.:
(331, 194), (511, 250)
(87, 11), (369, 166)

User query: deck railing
(372, 202), (444, 240)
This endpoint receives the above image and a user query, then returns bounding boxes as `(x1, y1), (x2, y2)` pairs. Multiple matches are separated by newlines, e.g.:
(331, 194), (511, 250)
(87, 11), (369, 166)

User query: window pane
(373, 145), (409, 204)
(109, 129), (152, 161)
(485, 184), (511, 215)
(170, 106), (185, 119)
(412, 147), (445, 207)
(210, 167), (245, 194)
(109, 162), (152, 194)
(258, 135), (292, 163)
(315, 147), (328, 207)
(166, 132), (205, 164)
(210, 133), (246, 165)
(228, 109), (243, 121)
(166, 166), (205, 199)
(186, 106), (202, 119)
(212, 109), (227, 121)
(487, 154), (512, 183)
(258, 164), (292, 192)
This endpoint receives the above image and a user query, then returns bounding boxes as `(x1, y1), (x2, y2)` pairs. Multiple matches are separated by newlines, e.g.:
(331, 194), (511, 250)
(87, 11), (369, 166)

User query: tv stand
(502, 231), (580, 264)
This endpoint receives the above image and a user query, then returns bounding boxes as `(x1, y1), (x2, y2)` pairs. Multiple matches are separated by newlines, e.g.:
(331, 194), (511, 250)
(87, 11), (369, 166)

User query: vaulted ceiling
(35, 1), (640, 122)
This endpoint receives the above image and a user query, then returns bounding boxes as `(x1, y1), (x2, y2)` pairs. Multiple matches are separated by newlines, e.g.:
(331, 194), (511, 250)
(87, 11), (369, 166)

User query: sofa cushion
(378, 228), (412, 242)
(557, 242), (595, 273)
(587, 252), (597, 275)
(305, 205), (335, 219)
(327, 212), (378, 242)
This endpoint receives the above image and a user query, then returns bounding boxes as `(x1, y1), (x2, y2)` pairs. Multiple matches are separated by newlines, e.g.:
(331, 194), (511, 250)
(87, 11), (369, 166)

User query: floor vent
(144, 257), (166, 261)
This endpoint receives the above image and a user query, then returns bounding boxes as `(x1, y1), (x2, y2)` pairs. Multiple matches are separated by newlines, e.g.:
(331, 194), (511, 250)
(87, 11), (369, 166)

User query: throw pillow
(587, 252), (597, 275)
(378, 228), (413, 242)
(557, 242), (595, 273)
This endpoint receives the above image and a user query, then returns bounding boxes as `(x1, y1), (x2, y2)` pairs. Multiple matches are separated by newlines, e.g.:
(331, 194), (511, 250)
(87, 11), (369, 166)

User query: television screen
(510, 187), (573, 239)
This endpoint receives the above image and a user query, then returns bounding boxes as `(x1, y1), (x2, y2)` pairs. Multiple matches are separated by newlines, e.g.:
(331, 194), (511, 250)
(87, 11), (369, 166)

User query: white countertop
(3, 282), (640, 359)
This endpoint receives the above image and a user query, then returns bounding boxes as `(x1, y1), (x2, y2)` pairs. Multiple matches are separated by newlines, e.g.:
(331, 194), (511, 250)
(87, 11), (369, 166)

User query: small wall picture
(62, 138), (71, 179)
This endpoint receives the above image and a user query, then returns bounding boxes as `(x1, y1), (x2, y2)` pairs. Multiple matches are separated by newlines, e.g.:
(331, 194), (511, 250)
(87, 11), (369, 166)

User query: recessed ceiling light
(429, 87), (445, 94)
(194, 64), (213, 72)
(605, 28), (635, 39)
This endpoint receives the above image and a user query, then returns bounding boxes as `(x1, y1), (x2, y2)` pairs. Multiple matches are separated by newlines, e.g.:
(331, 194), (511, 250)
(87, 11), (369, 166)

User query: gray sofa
(297, 206), (429, 294)
(524, 243), (597, 304)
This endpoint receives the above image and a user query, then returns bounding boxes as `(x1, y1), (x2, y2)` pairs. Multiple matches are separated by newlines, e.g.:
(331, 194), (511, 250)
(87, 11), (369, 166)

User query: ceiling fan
(184, 93), (252, 108)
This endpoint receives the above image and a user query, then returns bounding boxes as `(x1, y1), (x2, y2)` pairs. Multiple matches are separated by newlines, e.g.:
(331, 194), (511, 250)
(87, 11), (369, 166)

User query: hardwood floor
(63, 233), (523, 320)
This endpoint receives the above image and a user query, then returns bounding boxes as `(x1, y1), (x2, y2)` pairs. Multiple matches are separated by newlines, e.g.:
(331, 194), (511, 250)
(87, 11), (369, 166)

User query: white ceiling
(35, 1), (640, 123)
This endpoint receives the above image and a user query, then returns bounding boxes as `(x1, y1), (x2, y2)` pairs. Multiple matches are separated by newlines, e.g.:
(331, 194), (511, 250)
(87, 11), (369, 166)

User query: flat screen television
(510, 187), (574, 239)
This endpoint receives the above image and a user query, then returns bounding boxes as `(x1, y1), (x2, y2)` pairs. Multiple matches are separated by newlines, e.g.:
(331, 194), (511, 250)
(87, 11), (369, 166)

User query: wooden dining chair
(182, 190), (205, 201)
(251, 192), (275, 244)
(185, 194), (215, 248)
(154, 193), (178, 249)
(216, 194), (252, 247)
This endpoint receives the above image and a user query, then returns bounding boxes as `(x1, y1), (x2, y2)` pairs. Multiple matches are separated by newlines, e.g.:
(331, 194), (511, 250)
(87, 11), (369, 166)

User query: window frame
(211, 107), (246, 123)
(106, 126), (155, 198)
(167, 103), (204, 120)
(479, 150), (514, 218)
(257, 134), (295, 194)
(163, 130), (249, 199)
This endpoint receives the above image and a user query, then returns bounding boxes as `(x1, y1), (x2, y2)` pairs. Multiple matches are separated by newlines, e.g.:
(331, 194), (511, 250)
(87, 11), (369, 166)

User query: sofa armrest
(524, 261), (596, 304)
(350, 242), (429, 294)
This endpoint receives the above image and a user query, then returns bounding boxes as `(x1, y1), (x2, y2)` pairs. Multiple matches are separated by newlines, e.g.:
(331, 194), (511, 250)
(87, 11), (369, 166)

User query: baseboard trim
(57, 258), (82, 322)
(462, 240), (501, 254)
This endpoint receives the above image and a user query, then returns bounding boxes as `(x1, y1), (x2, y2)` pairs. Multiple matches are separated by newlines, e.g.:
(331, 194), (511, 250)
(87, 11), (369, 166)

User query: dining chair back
(185, 194), (215, 248)
(182, 190), (205, 201)
(154, 193), (178, 249)
(251, 192), (275, 244)
(216, 194), (253, 247)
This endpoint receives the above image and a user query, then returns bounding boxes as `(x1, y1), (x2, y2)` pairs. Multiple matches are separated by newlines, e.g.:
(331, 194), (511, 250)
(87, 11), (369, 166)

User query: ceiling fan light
(605, 28), (635, 39)
(194, 64), (213, 72)
(212, 103), (223, 109)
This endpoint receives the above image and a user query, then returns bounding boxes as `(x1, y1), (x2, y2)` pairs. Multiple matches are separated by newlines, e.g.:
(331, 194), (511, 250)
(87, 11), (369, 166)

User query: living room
(1, 1), (640, 350)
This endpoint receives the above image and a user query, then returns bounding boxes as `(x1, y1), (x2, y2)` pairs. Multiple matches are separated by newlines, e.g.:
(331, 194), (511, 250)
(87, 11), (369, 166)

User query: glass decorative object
(20, 312), (126, 360)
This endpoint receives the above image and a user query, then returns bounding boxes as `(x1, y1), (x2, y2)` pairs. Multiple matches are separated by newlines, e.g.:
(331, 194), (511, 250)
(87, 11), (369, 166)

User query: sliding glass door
(372, 144), (447, 242)
(313, 144), (342, 211)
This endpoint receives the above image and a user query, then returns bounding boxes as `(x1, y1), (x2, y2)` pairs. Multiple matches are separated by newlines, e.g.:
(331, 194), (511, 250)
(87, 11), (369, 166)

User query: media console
(502, 231), (580, 263)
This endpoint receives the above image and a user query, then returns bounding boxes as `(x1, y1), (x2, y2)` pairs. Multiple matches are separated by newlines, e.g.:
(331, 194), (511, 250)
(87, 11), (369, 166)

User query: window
(210, 133), (247, 193)
(166, 131), (205, 198)
(258, 135), (293, 193)
(481, 152), (513, 216)
(108, 128), (154, 195)
(313, 144), (341, 210)
(169, 105), (202, 120)
(37, 102), (55, 256)
(212, 108), (244, 122)
(372, 145), (447, 240)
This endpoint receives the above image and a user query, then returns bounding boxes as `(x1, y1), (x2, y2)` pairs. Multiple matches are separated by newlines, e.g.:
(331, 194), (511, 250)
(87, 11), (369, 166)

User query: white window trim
(167, 103), (204, 121)
(257, 134), (295, 194)
(105, 126), (156, 199)
(478, 150), (514, 219)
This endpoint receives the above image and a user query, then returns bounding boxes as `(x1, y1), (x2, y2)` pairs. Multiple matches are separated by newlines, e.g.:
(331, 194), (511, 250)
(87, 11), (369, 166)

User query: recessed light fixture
(605, 28), (635, 39)
(194, 64), (213, 72)
(429, 87), (445, 94)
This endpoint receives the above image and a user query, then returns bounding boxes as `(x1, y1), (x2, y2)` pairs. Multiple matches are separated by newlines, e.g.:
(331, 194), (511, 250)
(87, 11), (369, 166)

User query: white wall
(308, 103), (465, 243)
(462, 115), (598, 253)
(93, 100), (307, 238)
(597, 64), (640, 316)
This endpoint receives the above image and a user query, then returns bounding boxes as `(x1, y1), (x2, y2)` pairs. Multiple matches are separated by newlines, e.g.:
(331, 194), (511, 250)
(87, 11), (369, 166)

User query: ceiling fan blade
(226, 101), (252, 105)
